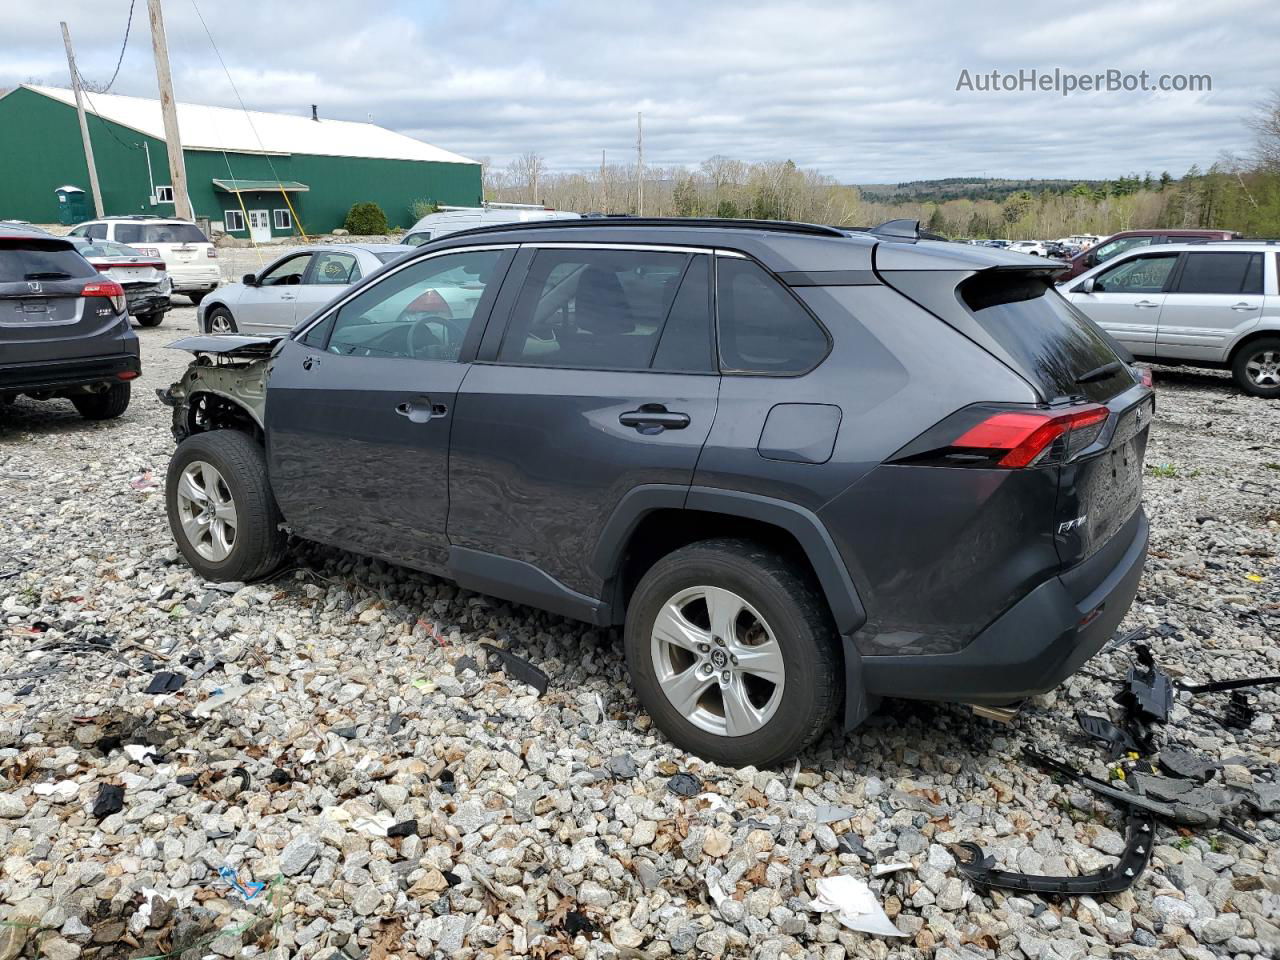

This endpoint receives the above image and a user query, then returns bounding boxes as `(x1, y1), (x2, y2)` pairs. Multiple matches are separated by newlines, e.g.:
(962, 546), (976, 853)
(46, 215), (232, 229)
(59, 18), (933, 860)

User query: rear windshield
(960, 272), (1133, 403)
(115, 223), (208, 245)
(82, 241), (147, 259)
(0, 242), (97, 282)
(375, 251), (409, 264)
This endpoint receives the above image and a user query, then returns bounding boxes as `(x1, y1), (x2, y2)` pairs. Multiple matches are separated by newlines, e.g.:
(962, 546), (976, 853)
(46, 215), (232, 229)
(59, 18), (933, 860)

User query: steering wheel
(405, 314), (468, 359)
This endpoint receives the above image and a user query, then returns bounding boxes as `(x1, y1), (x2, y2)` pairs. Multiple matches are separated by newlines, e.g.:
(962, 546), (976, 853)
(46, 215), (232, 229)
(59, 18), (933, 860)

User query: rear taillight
(954, 406), (1108, 467)
(892, 403), (1110, 469)
(207, 248), (217, 259)
(136, 247), (161, 258)
(1136, 365), (1153, 388)
(81, 280), (126, 313)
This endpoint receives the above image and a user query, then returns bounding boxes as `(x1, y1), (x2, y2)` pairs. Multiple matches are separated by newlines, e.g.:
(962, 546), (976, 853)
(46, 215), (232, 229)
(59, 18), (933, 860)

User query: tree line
(480, 90), (1280, 240)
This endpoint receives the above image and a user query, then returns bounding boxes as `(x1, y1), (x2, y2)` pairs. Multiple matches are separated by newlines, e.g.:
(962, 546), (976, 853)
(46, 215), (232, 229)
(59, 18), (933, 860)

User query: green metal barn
(0, 85), (482, 238)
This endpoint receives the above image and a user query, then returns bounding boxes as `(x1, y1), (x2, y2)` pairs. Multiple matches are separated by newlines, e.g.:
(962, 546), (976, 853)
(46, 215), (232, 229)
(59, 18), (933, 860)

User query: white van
(402, 203), (579, 246)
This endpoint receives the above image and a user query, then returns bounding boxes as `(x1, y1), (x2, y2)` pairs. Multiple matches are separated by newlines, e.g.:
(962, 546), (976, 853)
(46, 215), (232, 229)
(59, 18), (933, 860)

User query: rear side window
(115, 223), (208, 245)
(0, 242), (97, 282)
(652, 256), (715, 372)
(961, 272), (1131, 403)
(85, 223), (108, 240)
(1174, 252), (1263, 295)
(498, 248), (690, 370)
(309, 251), (360, 285)
(716, 257), (828, 374)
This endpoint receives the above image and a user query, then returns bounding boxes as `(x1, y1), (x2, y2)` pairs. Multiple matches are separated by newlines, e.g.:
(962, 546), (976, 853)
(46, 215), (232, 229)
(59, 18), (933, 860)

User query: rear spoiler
(841, 219), (950, 243)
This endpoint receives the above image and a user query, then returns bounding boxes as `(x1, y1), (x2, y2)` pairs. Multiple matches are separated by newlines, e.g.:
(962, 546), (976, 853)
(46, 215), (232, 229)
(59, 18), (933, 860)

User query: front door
(236, 253), (311, 334)
(1156, 251), (1265, 361)
(265, 246), (513, 571)
(1067, 251), (1179, 356)
(248, 210), (271, 243)
(447, 245), (720, 603)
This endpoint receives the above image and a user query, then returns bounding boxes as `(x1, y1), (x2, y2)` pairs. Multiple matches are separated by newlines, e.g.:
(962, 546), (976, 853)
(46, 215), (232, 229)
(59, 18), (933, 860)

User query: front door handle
(281, 293), (297, 301)
(395, 396), (447, 423)
(1134, 300), (1161, 308)
(619, 404), (690, 434)
(1232, 302), (1258, 311)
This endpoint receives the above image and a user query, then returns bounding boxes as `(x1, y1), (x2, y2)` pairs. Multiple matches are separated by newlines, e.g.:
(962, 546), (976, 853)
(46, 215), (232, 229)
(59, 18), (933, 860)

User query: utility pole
(600, 149), (606, 213)
(636, 112), (644, 216)
(147, 0), (193, 220)
(60, 22), (104, 218)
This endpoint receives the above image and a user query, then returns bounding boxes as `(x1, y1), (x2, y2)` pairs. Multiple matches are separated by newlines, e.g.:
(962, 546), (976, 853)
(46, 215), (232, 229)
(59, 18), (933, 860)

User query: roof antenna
(311, 104), (318, 122)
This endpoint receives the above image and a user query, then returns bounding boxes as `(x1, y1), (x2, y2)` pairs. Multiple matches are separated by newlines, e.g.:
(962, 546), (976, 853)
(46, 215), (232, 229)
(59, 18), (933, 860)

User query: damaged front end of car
(156, 335), (280, 442)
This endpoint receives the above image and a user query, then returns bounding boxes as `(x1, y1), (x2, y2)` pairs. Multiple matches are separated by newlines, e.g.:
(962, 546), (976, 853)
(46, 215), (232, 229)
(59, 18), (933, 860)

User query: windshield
(115, 223), (208, 245)
(0, 242), (97, 282)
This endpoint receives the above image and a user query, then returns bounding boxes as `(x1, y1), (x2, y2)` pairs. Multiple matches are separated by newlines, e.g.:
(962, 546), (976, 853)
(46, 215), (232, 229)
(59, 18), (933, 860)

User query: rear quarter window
(960, 271), (1133, 403)
(716, 257), (829, 374)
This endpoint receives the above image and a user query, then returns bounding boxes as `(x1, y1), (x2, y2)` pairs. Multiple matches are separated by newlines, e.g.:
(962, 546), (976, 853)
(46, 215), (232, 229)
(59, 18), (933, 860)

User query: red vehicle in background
(1057, 228), (1240, 282)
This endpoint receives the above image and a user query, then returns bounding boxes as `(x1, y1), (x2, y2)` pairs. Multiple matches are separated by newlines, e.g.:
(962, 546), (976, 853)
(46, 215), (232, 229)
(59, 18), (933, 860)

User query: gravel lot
(1, 268), (1278, 960)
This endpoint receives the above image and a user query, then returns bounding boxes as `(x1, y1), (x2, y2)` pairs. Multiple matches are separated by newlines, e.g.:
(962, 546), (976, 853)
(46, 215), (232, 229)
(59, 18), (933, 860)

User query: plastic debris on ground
(217, 865), (266, 902)
(92, 783), (124, 820)
(806, 875), (907, 937)
(479, 641), (550, 696)
(143, 670), (187, 694)
(666, 772), (701, 797)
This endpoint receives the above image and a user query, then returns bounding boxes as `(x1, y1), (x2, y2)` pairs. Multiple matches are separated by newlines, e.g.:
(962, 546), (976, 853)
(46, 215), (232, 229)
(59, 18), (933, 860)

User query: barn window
(224, 210), (245, 232)
(155, 185), (174, 203)
(273, 209), (292, 230)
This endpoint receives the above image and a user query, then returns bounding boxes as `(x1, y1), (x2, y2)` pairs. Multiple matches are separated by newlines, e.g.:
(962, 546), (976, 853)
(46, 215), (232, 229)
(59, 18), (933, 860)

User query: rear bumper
(0, 350), (141, 394)
(126, 290), (171, 315)
(169, 265), (220, 291)
(861, 508), (1148, 704)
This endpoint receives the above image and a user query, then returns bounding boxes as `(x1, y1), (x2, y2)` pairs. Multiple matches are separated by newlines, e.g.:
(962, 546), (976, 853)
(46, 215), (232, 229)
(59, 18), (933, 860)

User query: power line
(88, 0), (136, 94)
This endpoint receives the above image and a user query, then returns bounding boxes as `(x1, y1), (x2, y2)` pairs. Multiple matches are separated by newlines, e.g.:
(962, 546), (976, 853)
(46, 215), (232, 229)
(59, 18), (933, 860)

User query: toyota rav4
(159, 218), (1152, 766)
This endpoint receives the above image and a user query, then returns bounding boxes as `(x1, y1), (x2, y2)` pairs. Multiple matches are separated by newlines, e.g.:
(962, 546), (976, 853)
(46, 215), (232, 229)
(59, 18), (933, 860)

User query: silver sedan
(197, 243), (413, 335)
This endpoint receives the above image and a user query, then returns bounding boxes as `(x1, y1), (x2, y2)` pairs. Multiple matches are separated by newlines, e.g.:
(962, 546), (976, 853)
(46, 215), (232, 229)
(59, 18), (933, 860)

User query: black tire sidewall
(624, 545), (835, 766)
(206, 308), (236, 334)
(166, 432), (275, 581)
(72, 382), (130, 420)
(137, 312), (164, 327)
(1233, 338), (1280, 398)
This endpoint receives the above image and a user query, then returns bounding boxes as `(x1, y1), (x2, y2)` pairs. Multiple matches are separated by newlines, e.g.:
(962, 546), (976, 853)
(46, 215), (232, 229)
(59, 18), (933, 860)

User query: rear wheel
(71, 382), (131, 420)
(1232, 337), (1280, 398)
(188, 291), (208, 307)
(166, 430), (287, 582)
(206, 307), (236, 334)
(136, 311), (165, 328)
(624, 537), (841, 767)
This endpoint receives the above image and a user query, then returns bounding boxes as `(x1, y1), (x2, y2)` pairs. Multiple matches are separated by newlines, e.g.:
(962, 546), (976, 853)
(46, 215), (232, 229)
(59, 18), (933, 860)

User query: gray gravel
(0, 275), (1277, 959)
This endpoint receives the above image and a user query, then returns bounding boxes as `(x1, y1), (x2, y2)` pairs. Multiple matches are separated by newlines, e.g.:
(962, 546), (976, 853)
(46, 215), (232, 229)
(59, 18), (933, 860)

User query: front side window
(1094, 254), (1178, 294)
(308, 251), (360, 285)
(84, 223), (107, 240)
(716, 257), (829, 374)
(1174, 252), (1263, 295)
(259, 254), (311, 286)
(498, 248), (689, 370)
(326, 249), (504, 361)
(1094, 235), (1152, 264)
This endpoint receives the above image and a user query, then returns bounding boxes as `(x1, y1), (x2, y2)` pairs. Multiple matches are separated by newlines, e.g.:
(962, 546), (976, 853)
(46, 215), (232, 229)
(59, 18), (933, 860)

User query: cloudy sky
(6, 0), (1276, 183)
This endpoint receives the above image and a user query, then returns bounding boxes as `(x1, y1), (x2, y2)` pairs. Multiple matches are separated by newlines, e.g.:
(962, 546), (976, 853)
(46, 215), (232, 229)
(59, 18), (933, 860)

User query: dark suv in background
(160, 218), (1152, 766)
(0, 227), (139, 420)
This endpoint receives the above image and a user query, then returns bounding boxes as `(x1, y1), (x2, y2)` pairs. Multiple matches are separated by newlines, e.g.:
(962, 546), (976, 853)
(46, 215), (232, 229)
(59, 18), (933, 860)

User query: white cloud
(4, 0), (1273, 181)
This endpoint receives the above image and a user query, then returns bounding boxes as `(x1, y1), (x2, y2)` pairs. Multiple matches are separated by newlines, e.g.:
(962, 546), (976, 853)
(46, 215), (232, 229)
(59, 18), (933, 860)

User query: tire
(188, 291), (207, 307)
(136, 311), (165, 328)
(166, 430), (288, 582)
(624, 537), (841, 767)
(1231, 337), (1280, 399)
(206, 307), (237, 335)
(71, 382), (131, 420)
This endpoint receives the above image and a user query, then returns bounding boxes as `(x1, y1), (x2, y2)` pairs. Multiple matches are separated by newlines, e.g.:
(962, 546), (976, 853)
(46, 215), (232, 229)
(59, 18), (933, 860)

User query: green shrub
(411, 198), (440, 220)
(343, 202), (389, 235)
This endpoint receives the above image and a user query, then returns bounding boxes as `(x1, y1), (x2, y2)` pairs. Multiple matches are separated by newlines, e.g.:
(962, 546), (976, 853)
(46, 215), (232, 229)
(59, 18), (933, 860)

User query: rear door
(0, 238), (120, 363)
(265, 245), (514, 571)
(1156, 251), (1265, 361)
(236, 253), (312, 334)
(1066, 251), (1179, 355)
(447, 244), (720, 605)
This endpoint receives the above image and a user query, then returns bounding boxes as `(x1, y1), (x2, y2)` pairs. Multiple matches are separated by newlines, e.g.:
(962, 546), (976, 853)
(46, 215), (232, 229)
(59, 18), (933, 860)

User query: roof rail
(439, 216), (851, 241)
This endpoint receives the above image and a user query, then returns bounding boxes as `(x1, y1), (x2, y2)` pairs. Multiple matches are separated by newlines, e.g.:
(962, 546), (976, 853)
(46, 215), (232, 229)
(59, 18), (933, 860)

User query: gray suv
(159, 218), (1152, 766)
(1, 227), (140, 419)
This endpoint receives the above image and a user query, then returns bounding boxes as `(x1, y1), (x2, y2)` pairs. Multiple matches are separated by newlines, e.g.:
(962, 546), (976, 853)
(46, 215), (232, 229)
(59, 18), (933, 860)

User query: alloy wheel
(650, 585), (785, 737)
(174, 460), (238, 562)
(209, 313), (234, 334)
(1245, 349), (1280, 388)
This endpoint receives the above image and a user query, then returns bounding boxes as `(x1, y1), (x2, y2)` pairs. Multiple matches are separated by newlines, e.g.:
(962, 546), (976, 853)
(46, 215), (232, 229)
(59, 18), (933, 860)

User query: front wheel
(206, 307), (236, 335)
(624, 538), (841, 767)
(72, 382), (131, 420)
(166, 430), (288, 582)
(1232, 337), (1280, 398)
(136, 311), (165, 328)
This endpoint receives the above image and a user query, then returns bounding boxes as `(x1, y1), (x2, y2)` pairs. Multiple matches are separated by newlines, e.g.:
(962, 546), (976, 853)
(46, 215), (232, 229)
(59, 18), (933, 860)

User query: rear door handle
(395, 396), (447, 423)
(1231, 302), (1258, 311)
(1134, 300), (1160, 308)
(619, 404), (690, 433)
(281, 293), (297, 301)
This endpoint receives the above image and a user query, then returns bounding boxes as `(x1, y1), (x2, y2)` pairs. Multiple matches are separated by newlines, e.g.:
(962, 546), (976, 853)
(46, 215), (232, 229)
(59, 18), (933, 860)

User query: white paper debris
(871, 862), (912, 877)
(808, 875), (906, 937)
(123, 744), (156, 763)
(33, 781), (79, 802)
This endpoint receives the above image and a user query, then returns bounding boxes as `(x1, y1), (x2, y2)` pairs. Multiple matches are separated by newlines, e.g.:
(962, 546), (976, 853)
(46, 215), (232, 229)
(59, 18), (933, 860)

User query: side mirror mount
(1081, 277), (1097, 294)
(242, 273), (257, 286)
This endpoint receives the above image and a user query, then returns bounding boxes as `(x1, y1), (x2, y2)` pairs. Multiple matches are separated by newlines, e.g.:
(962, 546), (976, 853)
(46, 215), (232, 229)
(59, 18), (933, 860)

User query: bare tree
(1248, 88), (1280, 171)
(507, 152), (547, 204)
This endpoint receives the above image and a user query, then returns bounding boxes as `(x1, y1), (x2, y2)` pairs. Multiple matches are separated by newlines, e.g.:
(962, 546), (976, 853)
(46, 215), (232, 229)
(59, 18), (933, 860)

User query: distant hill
(857, 177), (1109, 203)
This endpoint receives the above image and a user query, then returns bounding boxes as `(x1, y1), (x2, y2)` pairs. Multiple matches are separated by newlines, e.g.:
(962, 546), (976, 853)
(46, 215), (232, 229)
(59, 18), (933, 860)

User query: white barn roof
(19, 84), (478, 166)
